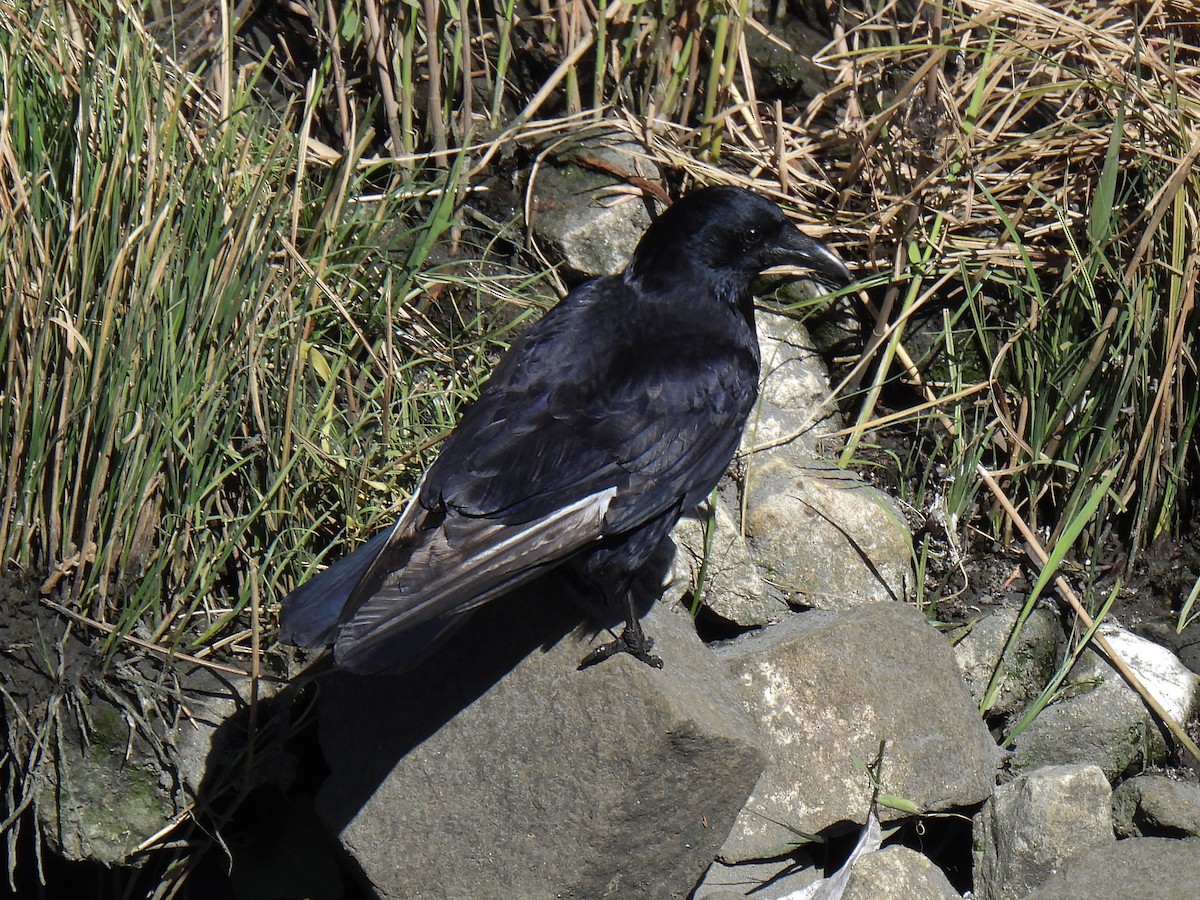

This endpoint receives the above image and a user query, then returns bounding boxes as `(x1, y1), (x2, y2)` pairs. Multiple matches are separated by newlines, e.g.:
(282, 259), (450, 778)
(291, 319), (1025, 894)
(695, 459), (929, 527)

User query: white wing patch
(333, 486), (617, 666)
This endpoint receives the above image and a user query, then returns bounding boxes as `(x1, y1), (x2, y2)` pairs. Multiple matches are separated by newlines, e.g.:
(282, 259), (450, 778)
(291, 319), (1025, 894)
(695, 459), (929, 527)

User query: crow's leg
(578, 588), (664, 670)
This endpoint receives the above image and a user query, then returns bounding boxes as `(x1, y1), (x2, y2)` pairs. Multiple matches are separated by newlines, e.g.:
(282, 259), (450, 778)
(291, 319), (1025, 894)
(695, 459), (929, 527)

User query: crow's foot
(578, 620), (664, 670)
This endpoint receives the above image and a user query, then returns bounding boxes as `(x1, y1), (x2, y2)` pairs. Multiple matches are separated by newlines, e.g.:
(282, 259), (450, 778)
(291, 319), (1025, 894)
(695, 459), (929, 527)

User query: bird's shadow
(186, 557), (665, 890)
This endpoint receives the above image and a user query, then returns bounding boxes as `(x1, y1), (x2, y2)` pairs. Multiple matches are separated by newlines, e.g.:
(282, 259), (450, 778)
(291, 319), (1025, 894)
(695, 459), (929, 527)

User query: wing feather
(332, 486), (617, 671)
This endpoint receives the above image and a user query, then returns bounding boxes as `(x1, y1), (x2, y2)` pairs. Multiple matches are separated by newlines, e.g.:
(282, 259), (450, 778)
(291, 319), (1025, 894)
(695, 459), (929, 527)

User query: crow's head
(626, 185), (852, 303)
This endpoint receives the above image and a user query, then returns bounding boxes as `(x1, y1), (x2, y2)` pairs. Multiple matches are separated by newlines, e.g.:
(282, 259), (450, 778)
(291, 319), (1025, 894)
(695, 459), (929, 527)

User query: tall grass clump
(0, 3), (548, 660)
(1, 0), (1194, 703)
(795, 0), (1200, 578)
(220, 0), (757, 167)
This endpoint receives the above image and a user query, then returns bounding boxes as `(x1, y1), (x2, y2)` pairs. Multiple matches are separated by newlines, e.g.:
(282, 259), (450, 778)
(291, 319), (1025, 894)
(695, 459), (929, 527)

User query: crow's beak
(767, 227), (854, 289)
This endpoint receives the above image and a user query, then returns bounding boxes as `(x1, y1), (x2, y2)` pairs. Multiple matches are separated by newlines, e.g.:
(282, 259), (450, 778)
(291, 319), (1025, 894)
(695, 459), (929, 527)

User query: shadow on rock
(191, 572), (625, 897)
(307, 576), (608, 834)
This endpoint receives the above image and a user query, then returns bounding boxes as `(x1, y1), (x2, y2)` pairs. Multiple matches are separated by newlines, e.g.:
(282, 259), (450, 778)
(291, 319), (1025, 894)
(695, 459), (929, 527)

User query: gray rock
(743, 16), (836, 102)
(972, 763), (1113, 900)
(35, 692), (174, 865)
(1177, 621), (1200, 675)
(670, 498), (785, 628)
(315, 587), (765, 899)
(1112, 773), (1200, 838)
(739, 319), (911, 611)
(693, 854), (821, 898)
(1025, 836), (1200, 899)
(1097, 624), (1200, 725)
(1009, 647), (1172, 780)
(529, 141), (659, 278)
(841, 845), (959, 900)
(743, 457), (912, 609)
(743, 313), (841, 454)
(670, 313), (849, 628)
(954, 605), (1060, 717)
(170, 668), (288, 798)
(31, 661), (288, 867)
(715, 602), (998, 861)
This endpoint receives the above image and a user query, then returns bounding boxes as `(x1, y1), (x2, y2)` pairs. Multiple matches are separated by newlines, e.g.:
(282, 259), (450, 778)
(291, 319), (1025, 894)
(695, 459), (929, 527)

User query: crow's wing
(325, 281), (759, 672)
(277, 525), (475, 671)
(565, 337), (759, 531)
(277, 529), (392, 648)
(419, 280), (760, 528)
(329, 483), (619, 670)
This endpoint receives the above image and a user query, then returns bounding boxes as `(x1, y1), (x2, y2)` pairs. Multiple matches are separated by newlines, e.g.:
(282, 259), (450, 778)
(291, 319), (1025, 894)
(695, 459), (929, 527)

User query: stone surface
(954, 605), (1060, 717)
(742, 312), (841, 454)
(743, 15), (835, 101)
(1098, 624), (1200, 724)
(529, 141), (659, 279)
(314, 585), (765, 899)
(1009, 646), (1173, 780)
(841, 845), (960, 900)
(172, 668), (288, 798)
(693, 854), (820, 898)
(743, 457), (912, 609)
(1025, 836), (1200, 899)
(670, 496), (784, 628)
(1112, 773), (1200, 838)
(715, 602), (998, 861)
(34, 690), (174, 865)
(736, 313), (912, 610)
(669, 313), (854, 629)
(972, 763), (1113, 900)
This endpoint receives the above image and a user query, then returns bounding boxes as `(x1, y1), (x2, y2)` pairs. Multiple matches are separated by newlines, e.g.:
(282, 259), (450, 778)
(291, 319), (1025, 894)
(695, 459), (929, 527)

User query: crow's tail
(278, 527), (473, 674)
(277, 530), (392, 648)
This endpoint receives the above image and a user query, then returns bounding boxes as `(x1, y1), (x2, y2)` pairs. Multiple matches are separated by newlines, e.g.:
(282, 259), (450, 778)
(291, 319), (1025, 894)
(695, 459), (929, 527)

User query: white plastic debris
(778, 809), (882, 900)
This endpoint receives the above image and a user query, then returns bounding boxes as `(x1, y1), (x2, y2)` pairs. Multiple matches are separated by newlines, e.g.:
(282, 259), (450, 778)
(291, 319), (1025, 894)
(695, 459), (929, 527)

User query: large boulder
(1008, 633), (1198, 779)
(1026, 836), (1200, 899)
(715, 602), (998, 861)
(314, 586), (766, 899)
(1112, 773), (1200, 838)
(953, 605), (1060, 717)
(528, 140), (659, 279)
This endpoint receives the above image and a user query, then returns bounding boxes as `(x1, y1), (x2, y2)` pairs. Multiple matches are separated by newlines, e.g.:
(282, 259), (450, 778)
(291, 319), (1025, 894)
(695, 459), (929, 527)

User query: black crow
(279, 185), (852, 674)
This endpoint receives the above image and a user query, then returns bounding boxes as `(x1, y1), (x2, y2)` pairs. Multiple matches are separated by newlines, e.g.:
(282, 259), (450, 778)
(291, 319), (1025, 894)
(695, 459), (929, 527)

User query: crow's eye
(740, 225), (763, 249)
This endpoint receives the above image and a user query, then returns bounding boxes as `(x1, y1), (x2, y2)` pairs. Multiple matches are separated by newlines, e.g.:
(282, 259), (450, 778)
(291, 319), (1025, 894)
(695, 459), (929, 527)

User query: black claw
(577, 641), (619, 669)
(578, 623), (664, 670)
